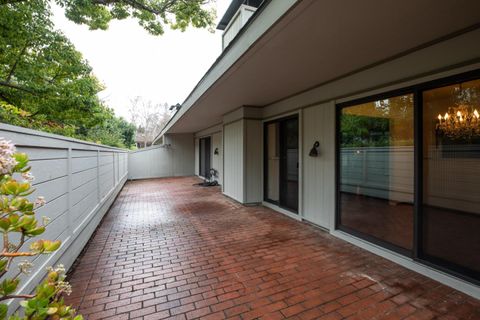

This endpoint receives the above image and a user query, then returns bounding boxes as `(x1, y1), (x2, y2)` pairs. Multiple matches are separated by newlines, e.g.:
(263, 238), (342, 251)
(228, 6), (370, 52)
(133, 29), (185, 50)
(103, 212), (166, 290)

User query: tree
(0, 0), (216, 36)
(0, 0), (106, 128)
(0, 1), (137, 148)
(129, 97), (170, 148)
(85, 112), (136, 148)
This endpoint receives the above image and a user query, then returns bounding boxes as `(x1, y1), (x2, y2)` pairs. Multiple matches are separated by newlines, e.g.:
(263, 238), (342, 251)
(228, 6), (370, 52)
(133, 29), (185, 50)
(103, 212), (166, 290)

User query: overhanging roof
(159, 0), (480, 138)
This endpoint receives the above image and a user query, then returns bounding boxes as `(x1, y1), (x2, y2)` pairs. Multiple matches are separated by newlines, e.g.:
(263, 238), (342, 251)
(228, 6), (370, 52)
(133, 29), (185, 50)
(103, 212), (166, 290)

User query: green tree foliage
(0, 0), (213, 148)
(2, 0), (216, 36)
(84, 112), (136, 148)
(340, 95), (414, 147)
(340, 114), (390, 147)
(0, 1), (105, 128)
(0, 1), (136, 148)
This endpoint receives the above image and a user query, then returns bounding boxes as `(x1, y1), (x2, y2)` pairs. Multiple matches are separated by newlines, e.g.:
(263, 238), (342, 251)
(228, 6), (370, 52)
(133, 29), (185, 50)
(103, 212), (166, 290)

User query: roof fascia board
(155, 0), (298, 141)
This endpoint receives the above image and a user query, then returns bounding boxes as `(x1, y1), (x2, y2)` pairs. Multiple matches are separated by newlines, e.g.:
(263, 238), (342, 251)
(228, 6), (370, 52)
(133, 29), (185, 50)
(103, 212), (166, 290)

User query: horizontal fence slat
(0, 124), (128, 313)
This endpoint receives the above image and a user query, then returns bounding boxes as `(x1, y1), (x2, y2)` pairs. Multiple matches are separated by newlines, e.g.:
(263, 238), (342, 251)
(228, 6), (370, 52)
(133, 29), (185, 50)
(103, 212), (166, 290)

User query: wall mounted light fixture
(214, 148), (219, 155)
(309, 141), (320, 157)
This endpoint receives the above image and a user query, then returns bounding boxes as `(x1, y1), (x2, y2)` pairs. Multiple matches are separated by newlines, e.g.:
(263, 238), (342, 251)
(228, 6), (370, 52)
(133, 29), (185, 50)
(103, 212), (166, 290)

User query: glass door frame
(263, 114), (299, 213)
(199, 136), (211, 178)
(335, 68), (480, 285)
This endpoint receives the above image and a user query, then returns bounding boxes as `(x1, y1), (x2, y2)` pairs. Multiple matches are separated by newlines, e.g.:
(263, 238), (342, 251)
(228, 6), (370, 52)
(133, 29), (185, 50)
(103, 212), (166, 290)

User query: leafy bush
(0, 138), (82, 320)
(0, 101), (135, 149)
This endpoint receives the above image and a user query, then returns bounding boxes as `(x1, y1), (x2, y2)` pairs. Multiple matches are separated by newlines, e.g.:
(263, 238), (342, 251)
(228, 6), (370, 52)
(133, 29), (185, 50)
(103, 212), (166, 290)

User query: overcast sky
(51, 1), (230, 120)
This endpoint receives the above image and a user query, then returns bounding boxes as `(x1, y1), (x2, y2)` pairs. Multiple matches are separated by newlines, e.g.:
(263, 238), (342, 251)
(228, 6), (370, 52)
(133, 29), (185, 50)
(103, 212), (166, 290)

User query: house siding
(223, 120), (244, 202)
(211, 131), (223, 184)
(302, 102), (335, 229)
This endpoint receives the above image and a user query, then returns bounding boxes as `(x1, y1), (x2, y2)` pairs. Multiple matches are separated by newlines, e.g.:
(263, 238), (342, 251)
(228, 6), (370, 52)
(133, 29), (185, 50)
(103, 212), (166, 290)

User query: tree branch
(6, 42), (29, 83)
(0, 294), (35, 301)
(0, 81), (36, 94)
(1, 251), (36, 257)
(0, 0), (27, 5)
(91, 0), (176, 15)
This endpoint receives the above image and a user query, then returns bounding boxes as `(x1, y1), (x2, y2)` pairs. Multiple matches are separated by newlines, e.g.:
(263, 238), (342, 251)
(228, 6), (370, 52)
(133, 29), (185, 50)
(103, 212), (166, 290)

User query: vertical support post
(113, 152), (116, 186)
(298, 109), (303, 219)
(67, 147), (73, 235)
(116, 153), (119, 182)
(413, 90), (423, 259)
(97, 150), (101, 202)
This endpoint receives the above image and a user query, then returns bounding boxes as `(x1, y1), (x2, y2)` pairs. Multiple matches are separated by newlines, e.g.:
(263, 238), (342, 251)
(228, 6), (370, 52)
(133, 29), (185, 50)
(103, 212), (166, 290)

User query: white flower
(0, 138), (17, 174)
(21, 171), (34, 182)
(18, 260), (34, 275)
(0, 138), (16, 156)
(47, 264), (66, 275)
(42, 215), (51, 225)
(56, 280), (72, 296)
(35, 196), (46, 207)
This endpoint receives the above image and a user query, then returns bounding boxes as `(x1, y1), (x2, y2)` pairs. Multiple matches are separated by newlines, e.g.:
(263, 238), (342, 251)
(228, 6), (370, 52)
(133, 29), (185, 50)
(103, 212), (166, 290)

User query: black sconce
(309, 141), (320, 157)
(214, 148), (219, 155)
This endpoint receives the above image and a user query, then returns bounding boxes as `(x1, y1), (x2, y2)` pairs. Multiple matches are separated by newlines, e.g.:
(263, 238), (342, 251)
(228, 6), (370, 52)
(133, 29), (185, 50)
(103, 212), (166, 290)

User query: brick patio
(66, 177), (480, 320)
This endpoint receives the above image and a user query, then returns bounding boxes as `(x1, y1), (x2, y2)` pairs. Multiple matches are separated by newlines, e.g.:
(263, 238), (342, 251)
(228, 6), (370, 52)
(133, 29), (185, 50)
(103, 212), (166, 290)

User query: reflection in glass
(282, 118), (299, 211)
(422, 79), (480, 275)
(266, 123), (280, 202)
(264, 117), (299, 212)
(339, 94), (414, 251)
(199, 137), (211, 178)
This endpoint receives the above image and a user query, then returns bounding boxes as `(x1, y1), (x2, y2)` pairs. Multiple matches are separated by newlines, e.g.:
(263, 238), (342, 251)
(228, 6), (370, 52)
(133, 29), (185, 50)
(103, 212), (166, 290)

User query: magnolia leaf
(0, 278), (19, 295)
(43, 240), (61, 252)
(8, 214), (19, 225)
(47, 307), (58, 315)
(30, 240), (45, 253)
(0, 304), (7, 320)
(0, 260), (7, 272)
(26, 226), (46, 236)
(0, 218), (10, 231)
(2, 181), (18, 195)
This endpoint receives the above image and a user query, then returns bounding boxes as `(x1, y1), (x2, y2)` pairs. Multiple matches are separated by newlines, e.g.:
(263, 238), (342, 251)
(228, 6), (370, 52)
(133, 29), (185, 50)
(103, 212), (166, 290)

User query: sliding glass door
(264, 116), (299, 212)
(337, 70), (480, 283)
(199, 137), (211, 178)
(421, 78), (480, 279)
(338, 94), (414, 253)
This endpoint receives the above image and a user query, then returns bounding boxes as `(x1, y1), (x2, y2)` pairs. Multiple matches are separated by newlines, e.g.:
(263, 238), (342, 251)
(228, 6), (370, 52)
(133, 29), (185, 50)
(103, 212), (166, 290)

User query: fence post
(67, 147), (73, 235)
(97, 150), (101, 201)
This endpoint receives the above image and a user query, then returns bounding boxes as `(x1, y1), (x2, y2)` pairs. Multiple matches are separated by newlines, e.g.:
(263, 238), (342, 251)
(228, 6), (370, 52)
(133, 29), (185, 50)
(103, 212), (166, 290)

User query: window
(421, 79), (480, 276)
(336, 70), (480, 283)
(338, 94), (415, 252)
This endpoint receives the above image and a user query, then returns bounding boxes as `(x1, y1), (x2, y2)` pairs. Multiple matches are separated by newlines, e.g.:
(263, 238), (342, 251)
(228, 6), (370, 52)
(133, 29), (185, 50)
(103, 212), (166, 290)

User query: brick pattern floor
(66, 177), (480, 320)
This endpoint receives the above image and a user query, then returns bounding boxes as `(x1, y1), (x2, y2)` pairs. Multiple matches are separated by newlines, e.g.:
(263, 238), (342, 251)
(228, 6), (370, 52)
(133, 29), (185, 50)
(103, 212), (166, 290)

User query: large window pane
(339, 94), (414, 251)
(281, 117), (299, 211)
(199, 137), (211, 178)
(266, 123), (280, 202)
(422, 79), (480, 277)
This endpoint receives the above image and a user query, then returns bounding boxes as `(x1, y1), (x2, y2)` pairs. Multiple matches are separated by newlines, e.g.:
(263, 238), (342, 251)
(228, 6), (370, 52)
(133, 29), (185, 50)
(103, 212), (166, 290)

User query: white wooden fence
(340, 145), (480, 214)
(0, 123), (128, 309)
(128, 133), (194, 180)
(340, 146), (414, 203)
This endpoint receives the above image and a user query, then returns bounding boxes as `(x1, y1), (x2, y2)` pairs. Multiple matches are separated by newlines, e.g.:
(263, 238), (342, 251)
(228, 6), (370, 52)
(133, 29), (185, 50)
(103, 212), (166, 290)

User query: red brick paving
(66, 177), (480, 320)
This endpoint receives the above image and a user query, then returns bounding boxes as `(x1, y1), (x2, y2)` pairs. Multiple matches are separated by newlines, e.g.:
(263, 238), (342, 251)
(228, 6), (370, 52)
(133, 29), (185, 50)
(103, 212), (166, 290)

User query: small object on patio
(195, 168), (219, 187)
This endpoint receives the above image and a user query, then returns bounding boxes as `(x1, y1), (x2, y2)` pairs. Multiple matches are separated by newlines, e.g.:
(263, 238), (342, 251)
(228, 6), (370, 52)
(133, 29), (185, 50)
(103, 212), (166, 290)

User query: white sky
(51, 1), (230, 120)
